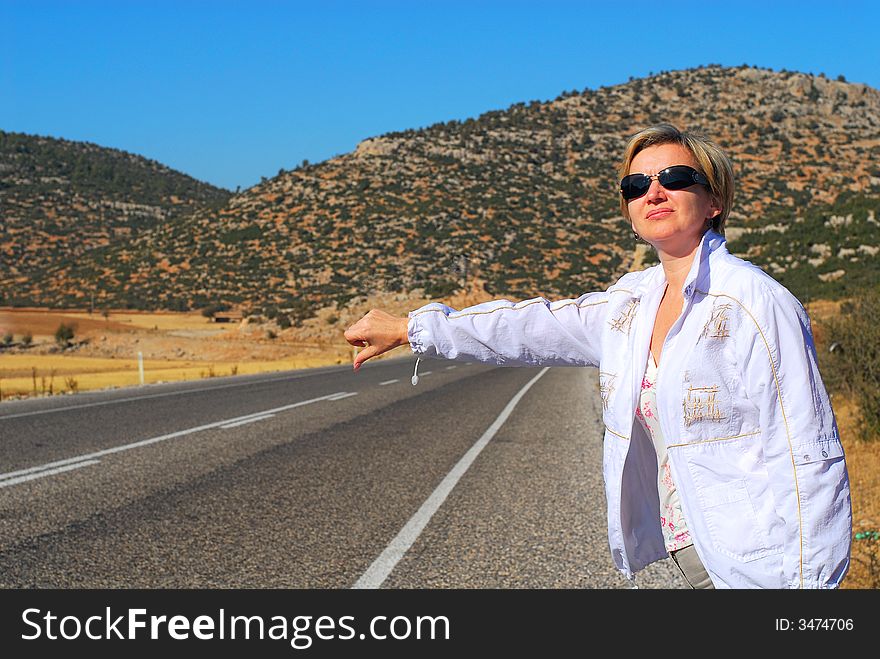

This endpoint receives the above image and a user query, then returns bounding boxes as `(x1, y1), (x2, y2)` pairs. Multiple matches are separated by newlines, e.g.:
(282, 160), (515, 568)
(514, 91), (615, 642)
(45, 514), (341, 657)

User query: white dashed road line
(379, 380), (399, 386)
(0, 460), (102, 489)
(0, 391), (354, 489)
(326, 392), (358, 401)
(220, 414), (276, 429)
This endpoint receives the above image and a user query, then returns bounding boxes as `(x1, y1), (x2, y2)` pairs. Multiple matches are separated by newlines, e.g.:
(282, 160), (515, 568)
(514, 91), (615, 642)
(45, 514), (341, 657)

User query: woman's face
(626, 143), (721, 257)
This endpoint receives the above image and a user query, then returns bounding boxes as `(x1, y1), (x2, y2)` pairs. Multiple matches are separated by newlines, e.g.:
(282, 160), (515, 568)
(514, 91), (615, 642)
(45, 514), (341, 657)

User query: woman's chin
(642, 230), (703, 255)
(641, 228), (677, 244)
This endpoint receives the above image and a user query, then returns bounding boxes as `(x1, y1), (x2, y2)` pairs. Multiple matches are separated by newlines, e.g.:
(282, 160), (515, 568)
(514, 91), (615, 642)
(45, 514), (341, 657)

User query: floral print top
(635, 352), (693, 553)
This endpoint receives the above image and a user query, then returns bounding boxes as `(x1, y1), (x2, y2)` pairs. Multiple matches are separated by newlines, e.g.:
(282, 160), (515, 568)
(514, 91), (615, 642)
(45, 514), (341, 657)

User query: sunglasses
(619, 165), (710, 201)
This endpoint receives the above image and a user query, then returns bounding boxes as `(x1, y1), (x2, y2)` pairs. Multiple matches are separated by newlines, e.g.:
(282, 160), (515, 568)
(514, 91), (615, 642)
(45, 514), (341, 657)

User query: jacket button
(822, 449), (828, 458)
(804, 454), (810, 461)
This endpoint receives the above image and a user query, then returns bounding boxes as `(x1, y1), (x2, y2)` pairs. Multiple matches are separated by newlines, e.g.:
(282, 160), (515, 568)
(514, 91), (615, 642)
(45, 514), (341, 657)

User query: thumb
(353, 344), (381, 371)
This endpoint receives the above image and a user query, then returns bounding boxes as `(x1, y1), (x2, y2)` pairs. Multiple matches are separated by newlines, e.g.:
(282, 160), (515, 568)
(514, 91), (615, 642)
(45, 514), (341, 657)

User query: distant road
(0, 356), (679, 588)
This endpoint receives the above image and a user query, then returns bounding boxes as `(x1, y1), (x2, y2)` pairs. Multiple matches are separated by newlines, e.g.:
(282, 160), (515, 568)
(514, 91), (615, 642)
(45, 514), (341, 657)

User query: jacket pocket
(694, 478), (771, 563)
(678, 368), (736, 443)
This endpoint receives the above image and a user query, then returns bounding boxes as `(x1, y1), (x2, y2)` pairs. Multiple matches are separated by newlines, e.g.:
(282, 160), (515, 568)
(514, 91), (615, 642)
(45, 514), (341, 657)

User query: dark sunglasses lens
(658, 166), (698, 190)
(621, 174), (650, 200)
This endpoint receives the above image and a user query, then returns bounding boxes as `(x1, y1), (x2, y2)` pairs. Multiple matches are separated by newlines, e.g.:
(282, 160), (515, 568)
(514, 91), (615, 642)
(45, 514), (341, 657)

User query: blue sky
(3, 1), (878, 191)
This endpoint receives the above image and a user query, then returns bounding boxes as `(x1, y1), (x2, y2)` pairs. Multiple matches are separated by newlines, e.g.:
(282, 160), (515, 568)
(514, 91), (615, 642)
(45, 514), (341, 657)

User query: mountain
(0, 131), (231, 305)
(4, 65), (879, 320)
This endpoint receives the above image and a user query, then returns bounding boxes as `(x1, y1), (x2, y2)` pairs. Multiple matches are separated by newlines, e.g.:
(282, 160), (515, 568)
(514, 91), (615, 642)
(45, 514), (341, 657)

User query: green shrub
(54, 323), (75, 348)
(424, 277), (458, 299)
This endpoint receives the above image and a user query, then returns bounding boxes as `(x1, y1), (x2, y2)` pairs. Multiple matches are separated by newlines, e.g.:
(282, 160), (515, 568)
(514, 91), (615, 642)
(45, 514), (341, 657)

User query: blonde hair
(617, 124), (735, 235)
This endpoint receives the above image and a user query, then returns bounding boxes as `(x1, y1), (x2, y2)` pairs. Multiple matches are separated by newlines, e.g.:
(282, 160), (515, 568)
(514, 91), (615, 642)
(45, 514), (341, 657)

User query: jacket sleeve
(406, 293), (609, 368)
(741, 286), (851, 588)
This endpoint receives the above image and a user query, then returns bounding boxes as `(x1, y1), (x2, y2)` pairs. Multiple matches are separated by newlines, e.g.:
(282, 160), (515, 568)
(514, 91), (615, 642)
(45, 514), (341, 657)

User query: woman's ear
(708, 195), (722, 220)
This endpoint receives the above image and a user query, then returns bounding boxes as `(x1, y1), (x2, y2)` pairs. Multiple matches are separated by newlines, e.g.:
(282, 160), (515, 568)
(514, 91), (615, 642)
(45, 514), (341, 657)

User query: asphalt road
(0, 354), (682, 588)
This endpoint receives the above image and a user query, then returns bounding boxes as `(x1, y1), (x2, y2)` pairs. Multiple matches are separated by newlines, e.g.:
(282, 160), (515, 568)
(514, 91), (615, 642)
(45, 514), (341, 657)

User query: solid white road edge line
(0, 392), (350, 483)
(352, 367), (550, 589)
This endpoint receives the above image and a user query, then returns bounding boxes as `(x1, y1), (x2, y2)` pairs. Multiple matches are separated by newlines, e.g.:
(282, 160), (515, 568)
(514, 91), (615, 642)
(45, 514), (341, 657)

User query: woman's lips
(646, 208), (673, 219)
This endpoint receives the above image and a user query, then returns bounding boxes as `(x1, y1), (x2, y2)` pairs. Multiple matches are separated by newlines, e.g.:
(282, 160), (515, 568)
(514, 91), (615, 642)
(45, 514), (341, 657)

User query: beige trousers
(670, 544), (715, 589)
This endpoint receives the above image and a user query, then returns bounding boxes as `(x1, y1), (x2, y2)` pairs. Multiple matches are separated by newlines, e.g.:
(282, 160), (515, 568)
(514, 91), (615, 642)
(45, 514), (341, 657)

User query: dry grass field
(834, 398), (880, 588)
(0, 353), (338, 396)
(0, 308), (137, 335)
(0, 307), (355, 399)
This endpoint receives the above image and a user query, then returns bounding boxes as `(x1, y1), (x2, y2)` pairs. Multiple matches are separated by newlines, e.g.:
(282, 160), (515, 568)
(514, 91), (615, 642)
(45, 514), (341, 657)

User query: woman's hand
(344, 310), (410, 371)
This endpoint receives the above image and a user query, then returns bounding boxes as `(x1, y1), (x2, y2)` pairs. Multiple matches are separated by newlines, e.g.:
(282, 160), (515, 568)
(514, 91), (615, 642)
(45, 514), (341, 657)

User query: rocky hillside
(5, 65), (879, 320)
(0, 131), (231, 305)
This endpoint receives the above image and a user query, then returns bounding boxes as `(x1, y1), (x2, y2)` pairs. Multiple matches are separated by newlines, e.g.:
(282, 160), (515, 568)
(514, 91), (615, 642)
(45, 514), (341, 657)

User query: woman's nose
(645, 177), (666, 201)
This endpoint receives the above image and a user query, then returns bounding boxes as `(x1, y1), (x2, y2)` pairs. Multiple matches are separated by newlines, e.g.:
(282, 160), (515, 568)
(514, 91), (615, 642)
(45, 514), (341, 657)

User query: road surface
(0, 355), (681, 588)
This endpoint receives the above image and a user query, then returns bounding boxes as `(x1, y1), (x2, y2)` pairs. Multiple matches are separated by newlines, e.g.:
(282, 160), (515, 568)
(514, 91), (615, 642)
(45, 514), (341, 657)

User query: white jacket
(407, 230), (851, 588)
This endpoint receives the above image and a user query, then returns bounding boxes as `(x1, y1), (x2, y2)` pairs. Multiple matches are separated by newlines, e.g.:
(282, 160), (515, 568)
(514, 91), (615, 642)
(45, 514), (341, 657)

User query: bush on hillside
(54, 323), (75, 348)
(820, 288), (880, 441)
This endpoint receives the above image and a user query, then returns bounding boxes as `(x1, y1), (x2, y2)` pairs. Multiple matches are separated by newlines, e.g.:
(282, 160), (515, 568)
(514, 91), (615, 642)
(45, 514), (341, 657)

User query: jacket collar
(631, 230), (727, 300)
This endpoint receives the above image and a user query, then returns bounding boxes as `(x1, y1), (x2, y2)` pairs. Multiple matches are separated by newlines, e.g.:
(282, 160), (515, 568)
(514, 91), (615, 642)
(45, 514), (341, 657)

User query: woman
(344, 124), (852, 589)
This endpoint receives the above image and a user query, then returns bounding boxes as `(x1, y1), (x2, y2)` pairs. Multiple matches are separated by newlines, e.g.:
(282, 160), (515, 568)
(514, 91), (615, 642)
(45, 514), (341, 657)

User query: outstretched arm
(344, 292), (609, 372)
